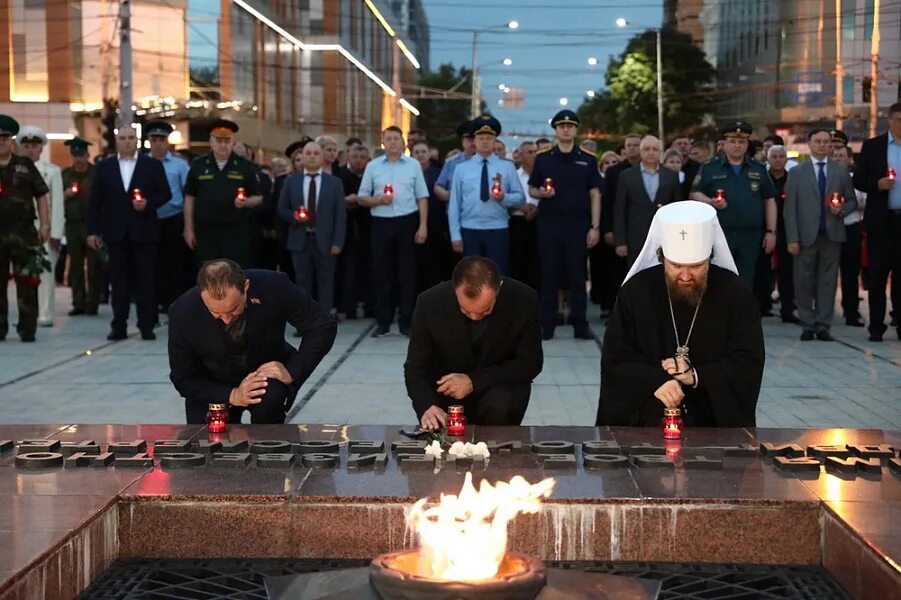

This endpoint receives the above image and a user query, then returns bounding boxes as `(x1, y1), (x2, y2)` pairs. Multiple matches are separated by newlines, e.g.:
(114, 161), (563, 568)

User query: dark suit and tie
(404, 277), (543, 425)
(277, 170), (347, 313)
(88, 153), (171, 338)
(613, 163), (682, 266)
(854, 130), (901, 340)
(784, 157), (857, 336)
(168, 269), (337, 423)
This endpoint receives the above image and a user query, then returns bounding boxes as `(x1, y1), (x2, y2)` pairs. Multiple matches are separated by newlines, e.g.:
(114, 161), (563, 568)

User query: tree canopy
(415, 63), (480, 156)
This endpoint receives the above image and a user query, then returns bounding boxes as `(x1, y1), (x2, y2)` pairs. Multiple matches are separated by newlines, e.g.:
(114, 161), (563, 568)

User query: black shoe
(20, 333), (35, 342)
(800, 329), (815, 341)
(555, 313), (565, 325)
(845, 317), (865, 327)
(781, 315), (800, 324)
(68, 308), (85, 316)
(816, 330), (835, 341)
(86, 308), (98, 316)
(371, 325), (390, 338)
(574, 327), (596, 340)
(897, 327), (901, 341)
(107, 331), (127, 341)
(141, 331), (156, 341)
(868, 332), (883, 342)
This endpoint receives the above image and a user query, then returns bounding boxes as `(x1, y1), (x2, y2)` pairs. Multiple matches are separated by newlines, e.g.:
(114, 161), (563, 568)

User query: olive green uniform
(691, 156), (776, 286)
(0, 155), (49, 339)
(62, 165), (100, 312)
(184, 153), (261, 267)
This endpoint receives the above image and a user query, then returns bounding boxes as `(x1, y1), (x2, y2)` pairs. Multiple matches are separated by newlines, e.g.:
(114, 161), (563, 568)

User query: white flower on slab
(448, 441), (467, 457)
(425, 440), (444, 459)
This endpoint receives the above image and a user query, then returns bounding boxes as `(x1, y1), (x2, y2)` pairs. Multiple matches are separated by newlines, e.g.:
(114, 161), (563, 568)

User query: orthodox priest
(596, 201), (764, 427)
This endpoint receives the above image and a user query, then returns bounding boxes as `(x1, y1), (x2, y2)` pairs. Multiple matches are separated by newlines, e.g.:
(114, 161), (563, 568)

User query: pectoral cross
(680, 229), (687, 240)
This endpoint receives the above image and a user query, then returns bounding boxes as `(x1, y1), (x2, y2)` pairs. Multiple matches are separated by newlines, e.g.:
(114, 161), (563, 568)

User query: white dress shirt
(118, 152), (138, 190)
(302, 169), (323, 209)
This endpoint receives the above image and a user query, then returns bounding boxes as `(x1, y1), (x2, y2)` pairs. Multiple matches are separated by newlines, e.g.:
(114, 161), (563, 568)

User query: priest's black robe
(596, 264), (764, 427)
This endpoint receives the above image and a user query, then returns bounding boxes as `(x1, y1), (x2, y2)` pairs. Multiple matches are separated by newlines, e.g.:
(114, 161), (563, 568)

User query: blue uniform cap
(551, 109), (580, 128)
(471, 115), (501, 136)
(285, 136), (314, 159)
(720, 120), (753, 139)
(145, 120), (173, 138)
(456, 120), (475, 139)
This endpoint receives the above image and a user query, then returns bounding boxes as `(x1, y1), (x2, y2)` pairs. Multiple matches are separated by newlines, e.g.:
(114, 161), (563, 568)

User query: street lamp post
(471, 20), (518, 118)
(617, 19), (664, 141)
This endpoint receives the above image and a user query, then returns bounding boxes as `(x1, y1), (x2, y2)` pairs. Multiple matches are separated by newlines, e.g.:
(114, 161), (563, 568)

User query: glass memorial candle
(713, 189), (726, 205)
(383, 183), (394, 198)
(888, 168), (896, 181)
(829, 192), (844, 208)
(294, 206), (309, 222)
(661, 407), (683, 440)
(207, 403), (228, 433)
(235, 187), (247, 205)
(70, 182), (80, 194)
(491, 174), (503, 199)
(542, 178), (554, 194)
(131, 188), (143, 209)
(447, 405), (467, 437)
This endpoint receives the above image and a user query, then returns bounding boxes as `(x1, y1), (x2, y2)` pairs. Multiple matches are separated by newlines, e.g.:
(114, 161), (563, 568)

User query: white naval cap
(623, 200), (738, 284)
(16, 125), (47, 144)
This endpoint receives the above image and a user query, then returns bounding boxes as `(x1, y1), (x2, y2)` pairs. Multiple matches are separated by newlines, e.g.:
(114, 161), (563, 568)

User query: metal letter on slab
(536, 454), (577, 468)
(15, 452), (64, 468)
(59, 441), (101, 456)
(583, 455), (629, 469)
(195, 440), (223, 454)
(773, 456), (820, 472)
(582, 441), (622, 455)
(211, 453), (251, 468)
(622, 443), (666, 455)
(846, 444), (896, 459)
(347, 453), (388, 469)
(807, 445), (851, 459)
(632, 455), (675, 468)
(397, 454), (434, 468)
(153, 440), (193, 455)
(256, 453), (296, 468)
(115, 453), (154, 468)
(347, 440), (385, 453)
(108, 440), (148, 455)
(0, 440), (12, 453)
(824, 457), (882, 474)
(16, 440), (61, 453)
(759, 443), (804, 458)
(296, 441), (340, 455)
(530, 441), (575, 454)
(159, 453), (207, 468)
(391, 441), (427, 455)
(485, 440), (526, 453)
(249, 440), (292, 454)
(301, 453), (340, 468)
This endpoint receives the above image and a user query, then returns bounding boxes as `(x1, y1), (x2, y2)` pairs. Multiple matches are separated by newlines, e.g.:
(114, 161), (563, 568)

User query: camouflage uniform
(62, 164), (100, 313)
(0, 154), (49, 339)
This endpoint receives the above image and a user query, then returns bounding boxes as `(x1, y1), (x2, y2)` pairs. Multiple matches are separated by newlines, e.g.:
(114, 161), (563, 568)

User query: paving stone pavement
(1, 285), (899, 428)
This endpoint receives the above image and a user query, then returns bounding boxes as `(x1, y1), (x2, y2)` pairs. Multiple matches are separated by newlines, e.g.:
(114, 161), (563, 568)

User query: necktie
(817, 162), (827, 232)
(480, 158), (489, 202)
(307, 173), (318, 229)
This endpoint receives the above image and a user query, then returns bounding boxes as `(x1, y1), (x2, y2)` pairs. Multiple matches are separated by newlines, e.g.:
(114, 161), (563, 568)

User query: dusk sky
(421, 0), (666, 140)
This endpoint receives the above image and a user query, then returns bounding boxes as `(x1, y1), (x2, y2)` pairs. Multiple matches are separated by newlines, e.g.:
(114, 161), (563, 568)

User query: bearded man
(595, 201), (764, 427)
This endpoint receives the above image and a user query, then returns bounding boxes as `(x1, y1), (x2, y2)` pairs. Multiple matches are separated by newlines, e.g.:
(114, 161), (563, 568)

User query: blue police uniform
(691, 121), (776, 286)
(528, 110), (602, 338)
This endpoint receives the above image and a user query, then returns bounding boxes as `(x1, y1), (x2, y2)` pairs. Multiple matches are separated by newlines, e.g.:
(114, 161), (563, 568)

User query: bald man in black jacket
(405, 257), (543, 429)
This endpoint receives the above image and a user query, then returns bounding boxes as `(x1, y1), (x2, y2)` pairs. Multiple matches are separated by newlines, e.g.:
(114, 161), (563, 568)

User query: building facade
(0, 0), (427, 161)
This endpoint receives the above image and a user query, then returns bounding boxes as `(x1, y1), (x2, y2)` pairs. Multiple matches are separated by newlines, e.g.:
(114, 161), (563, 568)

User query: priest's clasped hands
(654, 357), (697, 408)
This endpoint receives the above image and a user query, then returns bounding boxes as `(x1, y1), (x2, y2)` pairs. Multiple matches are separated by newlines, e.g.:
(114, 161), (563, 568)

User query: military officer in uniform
(61, 137), (99, 316)
(690, 121), (777, 286)
(183, 119), (262, 267)
(17, 126), (64, 327)
(528, 110), (602, 340)
(0, 115), (51, 341)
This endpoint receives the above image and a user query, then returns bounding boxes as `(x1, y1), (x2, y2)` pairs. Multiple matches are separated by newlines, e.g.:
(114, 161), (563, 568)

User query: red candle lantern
(713, 189), (726, 205)
(542, 178), (554, 194)
(447, 405), (467, 437)
(829, 192), (844, 208)
(661, 407), (683, 440)
(131, 188), (144, 208)
(235, 187), (247, 204)
(207, 403), (228, 433)
(70, 182), (80, 194)
(491, 174), (503, 199)
(383, 183), (394, 197)
(889, 168), (897, 181)
(294, 206), (309, 222)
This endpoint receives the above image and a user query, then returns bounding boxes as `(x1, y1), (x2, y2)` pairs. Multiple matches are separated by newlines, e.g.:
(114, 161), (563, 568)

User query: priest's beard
(666, 273), (708, 307)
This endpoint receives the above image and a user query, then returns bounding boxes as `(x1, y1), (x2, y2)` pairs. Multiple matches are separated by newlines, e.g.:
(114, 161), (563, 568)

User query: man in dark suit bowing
(405, 257), (543, 429)
(277, 140), (346, 316)
(169, 259), (337, 424)
(854, 101), (901, 341)
(88, 125), (171, 340)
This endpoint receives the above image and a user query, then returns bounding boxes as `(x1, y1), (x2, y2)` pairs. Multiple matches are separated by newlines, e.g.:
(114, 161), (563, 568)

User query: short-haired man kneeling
(405, 257), (543, 429)
(168, 260), (337, 424)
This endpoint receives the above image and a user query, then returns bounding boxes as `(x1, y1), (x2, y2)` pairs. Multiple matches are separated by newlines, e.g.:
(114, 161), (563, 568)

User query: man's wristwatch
(591, 225), (601, 230)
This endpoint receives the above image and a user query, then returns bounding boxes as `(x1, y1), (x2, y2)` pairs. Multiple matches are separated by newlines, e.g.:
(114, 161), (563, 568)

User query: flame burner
(369, 550), (546, 600)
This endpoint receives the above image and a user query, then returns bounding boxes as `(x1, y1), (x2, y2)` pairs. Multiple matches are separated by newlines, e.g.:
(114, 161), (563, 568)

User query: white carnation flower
(425, 440), (444, 459)
(448, 441), (467, 457)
